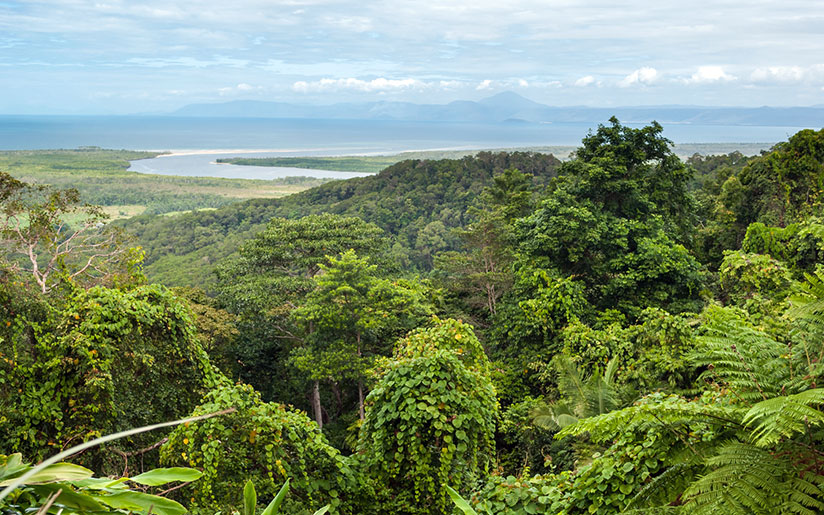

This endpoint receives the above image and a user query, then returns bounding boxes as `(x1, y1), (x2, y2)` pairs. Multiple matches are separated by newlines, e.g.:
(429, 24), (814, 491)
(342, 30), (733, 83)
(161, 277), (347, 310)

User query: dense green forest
(3, 119), (824, 514)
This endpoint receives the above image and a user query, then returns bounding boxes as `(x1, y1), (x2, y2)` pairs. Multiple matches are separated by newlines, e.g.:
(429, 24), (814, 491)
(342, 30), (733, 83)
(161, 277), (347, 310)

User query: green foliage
(516, 118), (704, 314)
(738, 128), (824, 226)
(161, 384), (355, 514)
(467, 473), (572, 514)
(0, 453), (200, 515)
(124, 150), (560, 286)
(358, 319), (498, 514)
(558, 307), (697, 392)
(492, 265), (588, 355)
(718, 250), (793, 311)
(742, 219), (824, 276)
(0, 283), (221, 469)
(216, 214), (387, 405)
(291, 250), (432, 422)
(171, 286), (240, 377)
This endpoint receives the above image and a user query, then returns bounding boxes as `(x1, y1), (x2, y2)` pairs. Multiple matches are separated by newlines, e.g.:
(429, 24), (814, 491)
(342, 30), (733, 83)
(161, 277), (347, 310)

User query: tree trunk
(358, 380), (365, 421)
(312, 380), (323, 430)
(357, 332), (365, 420)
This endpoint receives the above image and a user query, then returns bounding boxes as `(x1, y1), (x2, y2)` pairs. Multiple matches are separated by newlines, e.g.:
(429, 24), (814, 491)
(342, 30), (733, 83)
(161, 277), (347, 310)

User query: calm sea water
(0, 115), (814, 179)
(1, 115), (813, 151)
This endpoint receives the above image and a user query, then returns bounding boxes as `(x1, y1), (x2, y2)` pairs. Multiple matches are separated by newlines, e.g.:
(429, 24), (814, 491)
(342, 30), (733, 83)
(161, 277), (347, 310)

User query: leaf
(261, 479), (290, 515)
(94, 490), (187, 515)
(312, 505), (331, 515)
(30, 484), (106, 511)
(243, 479), (257, 515)
(130, 467), (203, 487)
(446, 485), (478, 515)
(0, 463), (93, 486)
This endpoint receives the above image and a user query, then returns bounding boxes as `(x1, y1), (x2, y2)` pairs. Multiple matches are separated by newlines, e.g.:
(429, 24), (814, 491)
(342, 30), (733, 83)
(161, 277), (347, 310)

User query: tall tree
(0, 172), (129, 293)
(216, 214), (387, 426)
(291, 250), (431, 421)
(516, 118), (704, 314)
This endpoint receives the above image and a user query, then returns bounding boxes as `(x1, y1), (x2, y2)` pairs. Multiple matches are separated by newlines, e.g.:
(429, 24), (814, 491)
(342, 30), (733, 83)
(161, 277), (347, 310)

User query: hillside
(122, 150), (561, 287)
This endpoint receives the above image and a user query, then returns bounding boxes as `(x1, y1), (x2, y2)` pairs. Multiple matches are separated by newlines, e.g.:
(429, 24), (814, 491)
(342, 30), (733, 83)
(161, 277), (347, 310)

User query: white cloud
(574, 75), (595, 87)
(750, 65), (824, 84)
(619, 67), (658, 87)
(323, 15), (373, 32)
(518, 79), (529, 87)
(476, 79), (493, 90)
(292, 77), (426, 93)
(686, 66), (735, 84)
(218, 82), (262, 95)
(439, 80), (463, 89)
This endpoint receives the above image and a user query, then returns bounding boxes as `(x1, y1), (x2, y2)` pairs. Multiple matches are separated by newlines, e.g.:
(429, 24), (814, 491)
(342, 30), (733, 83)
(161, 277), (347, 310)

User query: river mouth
(128, 150), (376, 180)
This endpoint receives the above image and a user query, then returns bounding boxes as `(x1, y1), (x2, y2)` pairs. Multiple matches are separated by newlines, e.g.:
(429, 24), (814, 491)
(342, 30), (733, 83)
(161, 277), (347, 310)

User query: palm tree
(532, 355), (622, 431)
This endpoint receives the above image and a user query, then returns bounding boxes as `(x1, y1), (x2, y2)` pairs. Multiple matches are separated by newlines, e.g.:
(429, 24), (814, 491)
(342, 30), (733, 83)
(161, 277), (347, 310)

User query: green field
(0, 149), (333, 217)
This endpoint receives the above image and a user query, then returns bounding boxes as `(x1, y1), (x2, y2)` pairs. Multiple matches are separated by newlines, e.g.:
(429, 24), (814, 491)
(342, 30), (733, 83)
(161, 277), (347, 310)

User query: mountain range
(171, 92), (824, 127)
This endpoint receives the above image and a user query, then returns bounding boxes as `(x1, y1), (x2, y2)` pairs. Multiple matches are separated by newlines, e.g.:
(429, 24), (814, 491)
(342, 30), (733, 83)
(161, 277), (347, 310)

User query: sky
(1, 0), (823, 114)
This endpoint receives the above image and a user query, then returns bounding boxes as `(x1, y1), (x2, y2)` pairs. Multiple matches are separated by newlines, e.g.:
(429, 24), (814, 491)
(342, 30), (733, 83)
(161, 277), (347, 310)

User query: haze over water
(0, 116), (810, 152)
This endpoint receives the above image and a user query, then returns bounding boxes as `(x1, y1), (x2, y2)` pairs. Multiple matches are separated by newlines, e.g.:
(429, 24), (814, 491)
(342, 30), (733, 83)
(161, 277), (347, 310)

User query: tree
(738, 128), (824, 227)
(516, 119), (704, 314)
(0, 172), (129, 294)
(435, 168), (534, 321)
(0, 284), (222, 471)
(216, 214), (387, 424)
(358, 318), (497, 514)
(291, 250), (431, 422)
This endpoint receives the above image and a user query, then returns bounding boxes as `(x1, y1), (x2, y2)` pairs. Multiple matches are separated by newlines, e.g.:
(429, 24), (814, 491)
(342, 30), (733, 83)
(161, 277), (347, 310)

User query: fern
(692, 320), (789, 401)
(743, 388), (824, 446)
(623, 462), (699, 511)
(684, 441), (824, 514)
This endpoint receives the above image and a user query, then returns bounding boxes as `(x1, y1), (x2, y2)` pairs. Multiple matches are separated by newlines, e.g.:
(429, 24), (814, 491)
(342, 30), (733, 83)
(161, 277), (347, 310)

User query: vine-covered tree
(358, 318), (497, 514)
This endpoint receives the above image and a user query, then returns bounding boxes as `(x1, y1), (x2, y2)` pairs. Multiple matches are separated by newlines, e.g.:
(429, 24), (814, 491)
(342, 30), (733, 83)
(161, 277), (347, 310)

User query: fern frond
(624, 462), (700, 511)
(558, 394), (743, 443)
(685, 442), (780, 514)
(743, 388), (824, 446)
(788, 270), (824, 320)
(693, 320), (789, 399)
(684, 441), (824, 515)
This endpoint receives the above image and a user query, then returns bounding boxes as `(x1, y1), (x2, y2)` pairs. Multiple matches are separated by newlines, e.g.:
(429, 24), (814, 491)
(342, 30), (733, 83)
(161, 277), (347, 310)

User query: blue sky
(2, 0), (823, 114)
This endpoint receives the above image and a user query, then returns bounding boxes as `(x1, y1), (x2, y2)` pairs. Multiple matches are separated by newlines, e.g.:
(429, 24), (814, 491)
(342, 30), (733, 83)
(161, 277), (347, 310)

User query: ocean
(0, 115), (812, 151)
(0, 115), (815, 179)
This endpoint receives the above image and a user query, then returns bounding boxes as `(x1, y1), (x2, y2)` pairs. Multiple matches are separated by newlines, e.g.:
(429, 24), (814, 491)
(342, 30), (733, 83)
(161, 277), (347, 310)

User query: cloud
(292, 77), (427, 93)
(574, 75), (595, 87)
(218, 83), (262, 95)
(439, 80), (463, 89)
(686, 66), (735, 84)
(750, 65), (824, 84)
(476, 79), (493, 90)
(619, 67), (658, 87)
(323, 15), (373, 32)
(517, 79), (529, 87)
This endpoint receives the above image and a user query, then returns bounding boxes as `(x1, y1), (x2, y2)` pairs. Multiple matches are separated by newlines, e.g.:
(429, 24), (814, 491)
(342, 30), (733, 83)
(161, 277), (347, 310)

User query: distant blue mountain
(171, 92), (824, 127)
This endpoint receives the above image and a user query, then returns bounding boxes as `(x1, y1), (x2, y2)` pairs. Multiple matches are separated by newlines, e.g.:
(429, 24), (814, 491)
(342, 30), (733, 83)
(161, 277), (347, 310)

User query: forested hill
(121, 150), (561, 286)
